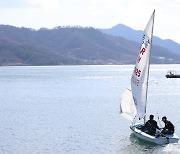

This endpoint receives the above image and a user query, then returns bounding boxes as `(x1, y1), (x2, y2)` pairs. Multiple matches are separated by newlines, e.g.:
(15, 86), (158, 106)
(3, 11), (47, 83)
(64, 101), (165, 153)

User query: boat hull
(130, 124), (179, 145)
(166, 74), (180, 78)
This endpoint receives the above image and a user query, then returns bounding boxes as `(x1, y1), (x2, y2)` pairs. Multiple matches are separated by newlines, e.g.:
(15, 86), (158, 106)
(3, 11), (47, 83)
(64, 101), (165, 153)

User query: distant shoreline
(1, 63), (180, 67)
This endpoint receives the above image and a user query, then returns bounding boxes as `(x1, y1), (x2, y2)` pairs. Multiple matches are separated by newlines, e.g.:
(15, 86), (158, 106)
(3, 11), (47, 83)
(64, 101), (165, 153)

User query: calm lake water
(0, 65), (180, 154)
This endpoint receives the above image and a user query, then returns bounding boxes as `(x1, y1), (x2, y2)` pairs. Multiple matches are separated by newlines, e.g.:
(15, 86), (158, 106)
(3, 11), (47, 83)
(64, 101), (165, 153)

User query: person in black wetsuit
(143, 115), (159, 135)
(161, 116), (174, 135)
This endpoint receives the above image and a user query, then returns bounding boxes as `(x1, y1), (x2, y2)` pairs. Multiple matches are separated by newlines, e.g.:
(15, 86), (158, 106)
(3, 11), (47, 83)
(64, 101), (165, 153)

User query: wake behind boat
(120, 10), (179, 145)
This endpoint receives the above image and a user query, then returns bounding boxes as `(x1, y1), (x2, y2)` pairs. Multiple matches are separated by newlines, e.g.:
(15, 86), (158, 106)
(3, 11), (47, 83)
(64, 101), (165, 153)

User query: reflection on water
(119, 133), (180, 154)
(129, 133), (157, 146)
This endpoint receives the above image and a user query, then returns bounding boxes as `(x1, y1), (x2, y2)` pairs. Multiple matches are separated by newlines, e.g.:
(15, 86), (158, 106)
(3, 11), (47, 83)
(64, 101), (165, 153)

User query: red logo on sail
(138, 47), (146, 63)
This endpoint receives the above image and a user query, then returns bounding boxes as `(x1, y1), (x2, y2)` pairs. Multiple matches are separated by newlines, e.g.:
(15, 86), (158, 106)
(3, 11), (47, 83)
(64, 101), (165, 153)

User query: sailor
(143, 115), (159, 135)
(161, 116), (174, 135)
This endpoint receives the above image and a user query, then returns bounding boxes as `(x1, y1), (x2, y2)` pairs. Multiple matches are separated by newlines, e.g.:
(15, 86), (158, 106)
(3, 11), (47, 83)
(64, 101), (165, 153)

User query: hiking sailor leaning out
(161, 116), (174, 135)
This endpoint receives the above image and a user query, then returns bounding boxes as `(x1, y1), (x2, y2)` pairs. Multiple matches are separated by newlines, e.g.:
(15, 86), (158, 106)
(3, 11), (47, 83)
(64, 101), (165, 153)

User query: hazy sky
(0, 0), (179, 43)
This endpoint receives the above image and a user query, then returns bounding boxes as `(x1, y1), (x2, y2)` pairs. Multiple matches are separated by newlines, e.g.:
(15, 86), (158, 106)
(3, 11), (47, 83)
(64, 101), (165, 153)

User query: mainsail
(131, 10), (155, 119)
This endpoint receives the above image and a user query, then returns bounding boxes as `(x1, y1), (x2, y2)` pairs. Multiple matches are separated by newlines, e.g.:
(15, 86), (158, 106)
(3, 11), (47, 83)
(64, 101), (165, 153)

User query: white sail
(120, 87), (136, 121)
(120, 10), (179, 145)
(131, 10), (155, 119)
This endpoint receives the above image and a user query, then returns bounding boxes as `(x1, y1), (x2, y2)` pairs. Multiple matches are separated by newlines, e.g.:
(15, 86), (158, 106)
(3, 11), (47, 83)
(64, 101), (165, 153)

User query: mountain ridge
(0, 24), (179, 66)
(100, 24), (180, 55)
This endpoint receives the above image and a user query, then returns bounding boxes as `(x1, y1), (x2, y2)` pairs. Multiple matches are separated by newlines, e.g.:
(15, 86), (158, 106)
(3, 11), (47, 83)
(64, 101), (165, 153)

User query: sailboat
(120, 10), (179, 145)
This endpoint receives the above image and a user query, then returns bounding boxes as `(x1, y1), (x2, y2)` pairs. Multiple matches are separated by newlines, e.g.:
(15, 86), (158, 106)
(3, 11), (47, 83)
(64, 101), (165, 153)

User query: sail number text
(132, 67), (141, 86)
(131, 75), (139, 86)
(133, 67), (141, 77)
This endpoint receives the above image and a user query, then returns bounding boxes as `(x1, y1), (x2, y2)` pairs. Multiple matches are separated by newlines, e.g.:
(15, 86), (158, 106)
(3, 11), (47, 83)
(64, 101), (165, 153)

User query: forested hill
(0, 25), (179, 66)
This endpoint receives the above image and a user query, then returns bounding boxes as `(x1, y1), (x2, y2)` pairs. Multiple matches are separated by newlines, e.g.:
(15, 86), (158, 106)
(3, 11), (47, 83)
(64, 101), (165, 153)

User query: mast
(144, 10), (155, 123)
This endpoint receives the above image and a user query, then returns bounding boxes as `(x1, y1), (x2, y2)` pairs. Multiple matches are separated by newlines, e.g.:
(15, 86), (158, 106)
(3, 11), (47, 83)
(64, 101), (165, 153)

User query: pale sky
(0, 0), (180, 43)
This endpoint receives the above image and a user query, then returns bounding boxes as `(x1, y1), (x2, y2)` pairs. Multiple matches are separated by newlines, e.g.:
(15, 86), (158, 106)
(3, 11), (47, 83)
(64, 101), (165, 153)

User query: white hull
(130, 124), (179, 145)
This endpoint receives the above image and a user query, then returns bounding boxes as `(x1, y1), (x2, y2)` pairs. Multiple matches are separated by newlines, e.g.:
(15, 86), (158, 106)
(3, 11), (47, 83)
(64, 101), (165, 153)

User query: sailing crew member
(161, 116), (174, 135)
(144, 115), (159, 135)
